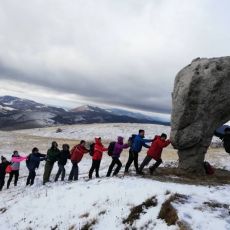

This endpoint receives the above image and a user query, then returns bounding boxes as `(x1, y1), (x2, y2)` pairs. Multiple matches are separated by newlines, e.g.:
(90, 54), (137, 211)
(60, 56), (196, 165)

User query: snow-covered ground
(0, 123), (230, 230)
(13, 123), (171, 141)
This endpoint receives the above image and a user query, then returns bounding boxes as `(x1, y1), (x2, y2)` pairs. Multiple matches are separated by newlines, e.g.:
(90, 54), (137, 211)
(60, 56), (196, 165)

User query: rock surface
(171, 57), (230, 174)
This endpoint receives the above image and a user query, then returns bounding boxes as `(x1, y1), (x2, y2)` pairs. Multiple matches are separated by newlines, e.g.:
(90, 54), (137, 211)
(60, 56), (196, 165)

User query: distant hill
(0, 96), (170, 130)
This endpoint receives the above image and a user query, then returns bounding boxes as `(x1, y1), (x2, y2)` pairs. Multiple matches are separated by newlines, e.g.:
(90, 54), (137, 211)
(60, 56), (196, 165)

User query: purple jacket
(113, 136), (129, 158)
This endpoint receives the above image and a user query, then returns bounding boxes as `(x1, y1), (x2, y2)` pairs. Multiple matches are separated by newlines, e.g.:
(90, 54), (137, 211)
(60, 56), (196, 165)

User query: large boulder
(171, 57), (230, 174)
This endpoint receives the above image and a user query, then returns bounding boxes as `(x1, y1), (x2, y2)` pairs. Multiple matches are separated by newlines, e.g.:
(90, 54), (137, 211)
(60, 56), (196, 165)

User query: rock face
(171, 57), (230, 174)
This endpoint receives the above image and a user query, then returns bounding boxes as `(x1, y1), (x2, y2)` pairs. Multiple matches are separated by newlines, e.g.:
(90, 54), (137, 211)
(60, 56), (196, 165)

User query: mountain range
(0, 96), (170, 130)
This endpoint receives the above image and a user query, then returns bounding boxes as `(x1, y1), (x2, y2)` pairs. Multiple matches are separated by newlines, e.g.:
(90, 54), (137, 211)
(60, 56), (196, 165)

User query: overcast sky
(0, 0), (230, 116)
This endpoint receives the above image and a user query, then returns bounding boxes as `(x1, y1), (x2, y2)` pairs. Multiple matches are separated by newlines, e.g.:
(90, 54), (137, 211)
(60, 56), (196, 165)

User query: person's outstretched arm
(38, 153), (46, 157)
(142, 138), (153, 143)
(95, 145), (108, 152)
(143, 143), (151, 148)
(12, 156), (27, 162)
(83, 148), (90, 154)
(158, 140), (171, 148)
(122, 143), (130, 149)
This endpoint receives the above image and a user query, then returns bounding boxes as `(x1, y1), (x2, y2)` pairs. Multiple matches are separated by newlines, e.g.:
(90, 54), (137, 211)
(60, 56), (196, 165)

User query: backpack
(128, 134), (137, 147)
(26, 154), (32, 168)
(204, 161), (215, 175)
(107, 141), (116, 156)
(89, 143), (95, 156)
(5, 165), (12, 174)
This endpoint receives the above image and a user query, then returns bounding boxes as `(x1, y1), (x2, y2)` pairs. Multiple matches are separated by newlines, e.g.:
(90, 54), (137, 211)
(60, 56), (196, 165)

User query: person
(7, 151), (27, 189)
(106, 136), (129, 177)
(125, 130), (152, 174)
(138, 133), (171, 175)
(89, 138), (108, 179)
(215, 127), (230, 153)
(55, 144), (71, 182)
(43, 141), (60, 185)
(26, 148), (46, 186)
(68, 140), (89, 181)
(0, 156), (10, 191)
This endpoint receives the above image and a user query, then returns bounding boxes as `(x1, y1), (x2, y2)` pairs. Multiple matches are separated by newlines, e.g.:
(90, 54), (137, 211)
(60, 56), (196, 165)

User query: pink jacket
(11, 156), (27, 170)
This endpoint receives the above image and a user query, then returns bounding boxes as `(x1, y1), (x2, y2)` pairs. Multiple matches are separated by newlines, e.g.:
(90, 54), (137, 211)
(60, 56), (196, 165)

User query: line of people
(0, 129), (171, 190)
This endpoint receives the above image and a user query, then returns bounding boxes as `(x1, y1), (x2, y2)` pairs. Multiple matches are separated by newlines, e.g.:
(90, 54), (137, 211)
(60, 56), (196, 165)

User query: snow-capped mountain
(0, 96), (65, 113)
(106, 108), (167, 123)
(71, 105), (97, 112)
(70, 105), (170, 125)
(0, 96), (170, 130)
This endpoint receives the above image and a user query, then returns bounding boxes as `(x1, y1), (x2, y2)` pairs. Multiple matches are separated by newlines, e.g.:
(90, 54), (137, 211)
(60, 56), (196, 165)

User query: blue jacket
(27, 153), (46, 171)
(131, 134), (152, 153)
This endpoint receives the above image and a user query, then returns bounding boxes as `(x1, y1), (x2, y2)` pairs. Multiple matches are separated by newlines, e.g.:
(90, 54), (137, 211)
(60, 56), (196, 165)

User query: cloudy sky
(0, 0), (230, 116)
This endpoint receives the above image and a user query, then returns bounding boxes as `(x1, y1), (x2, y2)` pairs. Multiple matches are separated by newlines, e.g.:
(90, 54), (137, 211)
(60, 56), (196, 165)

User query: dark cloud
(0, 0), (230, 114)
(0, 60), (171, 113)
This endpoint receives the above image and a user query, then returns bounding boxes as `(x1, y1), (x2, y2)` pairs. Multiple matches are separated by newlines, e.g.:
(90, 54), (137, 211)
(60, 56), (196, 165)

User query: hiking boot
(149, 168), (154, 175)
(138, 171), (145, 175)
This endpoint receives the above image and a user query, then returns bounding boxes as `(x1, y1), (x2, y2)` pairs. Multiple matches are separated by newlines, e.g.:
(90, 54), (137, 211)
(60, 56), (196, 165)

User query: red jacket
(71, 144), (89, 163)
(93, 138), (108, 160)
(147, 136), (171, 160)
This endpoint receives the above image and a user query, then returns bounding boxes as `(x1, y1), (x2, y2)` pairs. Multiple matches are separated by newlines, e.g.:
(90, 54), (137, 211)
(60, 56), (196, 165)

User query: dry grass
(81, 218), (97, 230)
(158, 197), (178, 226)
(177, 220), (193, 230)
(165, 190), (171, 195)
(68, 225), (76, 230)
(139, 167), (230, 186)
(79, 213), (90, 219)
(158, 194), (189, 226)
(123, 196), (158, 226)
(0, 208), (7, 214)
(194, 200), (230, 220)
(139, 220), (155, 230)
(203, 201), (229, 210)
(98, 210), (106, 216)
(50, 225), (58, 230)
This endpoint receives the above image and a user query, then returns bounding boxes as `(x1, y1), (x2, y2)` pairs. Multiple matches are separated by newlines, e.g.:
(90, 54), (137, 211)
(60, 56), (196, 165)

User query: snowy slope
(14, 123), (171, 141)
(1, 177), (230, 230)
(0, 105), (16, 111)
(0, 124), (230, 230)
(14, 123), (222, 147)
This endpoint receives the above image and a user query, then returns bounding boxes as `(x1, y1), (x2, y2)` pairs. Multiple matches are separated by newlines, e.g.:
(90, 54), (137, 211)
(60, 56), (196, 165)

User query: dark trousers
(107, 157), (122, 177)
(68, 161), (79, 181)
(43, 161), (55, 184)
(125, 150), (139, 173)
(139, 155), (162, 173)
(26, 170), (36, 186)
(89, 160), (101, 179)
(55, 164), (66, 182)
(0, 175), (5, 191)
(7, 170), (19, 189)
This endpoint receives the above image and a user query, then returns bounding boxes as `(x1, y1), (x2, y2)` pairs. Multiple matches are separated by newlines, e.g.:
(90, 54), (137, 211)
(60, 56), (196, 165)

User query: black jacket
(0, 161), (10, 177)
(223, 134), (230, 153)
(57, 150), (70, 165)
